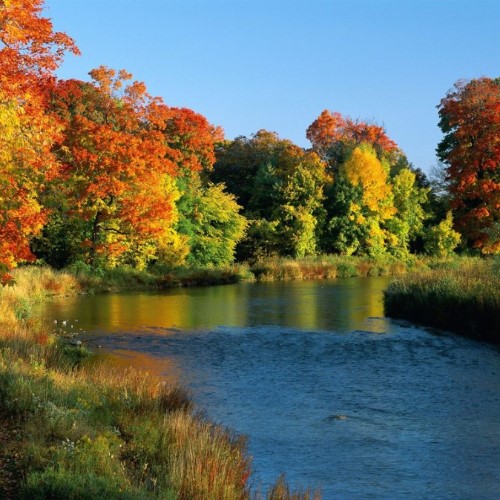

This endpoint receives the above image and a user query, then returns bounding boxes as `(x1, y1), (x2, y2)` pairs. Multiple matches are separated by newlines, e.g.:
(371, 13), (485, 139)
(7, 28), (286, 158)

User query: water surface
(40, 278), (500, 498)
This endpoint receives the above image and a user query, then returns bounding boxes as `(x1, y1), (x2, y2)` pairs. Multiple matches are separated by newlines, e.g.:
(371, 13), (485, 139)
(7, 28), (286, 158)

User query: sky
(44, 0), (500, 174)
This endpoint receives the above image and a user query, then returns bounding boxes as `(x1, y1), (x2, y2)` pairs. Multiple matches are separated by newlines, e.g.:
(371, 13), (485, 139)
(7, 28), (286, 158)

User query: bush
(424, 212), (461, 257)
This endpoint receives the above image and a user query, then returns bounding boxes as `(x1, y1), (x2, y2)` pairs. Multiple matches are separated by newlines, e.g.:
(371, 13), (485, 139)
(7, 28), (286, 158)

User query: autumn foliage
(437, 78), (500, 254)
(1, 0), (497, 278)
(48, 69), (182, 265)
(0, 0), (78, 272)
(163, 106), (224, 173)
(306, 109), (398, 168)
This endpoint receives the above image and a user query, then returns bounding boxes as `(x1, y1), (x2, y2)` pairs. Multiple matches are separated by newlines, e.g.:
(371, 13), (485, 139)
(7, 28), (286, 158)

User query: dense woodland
(1, 0), (499, 283)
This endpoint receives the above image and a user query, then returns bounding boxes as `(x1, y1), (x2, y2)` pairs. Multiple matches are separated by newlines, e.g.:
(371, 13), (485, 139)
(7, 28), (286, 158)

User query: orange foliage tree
(162, 106), (223, 174)
(48, 67), (181, 267)
(306, 110), (398, 170)
(0, 0), (78, 275)
(437, 78), (500, 254)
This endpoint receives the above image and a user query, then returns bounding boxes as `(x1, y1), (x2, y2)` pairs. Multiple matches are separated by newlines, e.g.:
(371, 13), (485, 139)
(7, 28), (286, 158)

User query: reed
(248, 255), (419, 282)
(0, 266), (79, 330)
(262, 474), (321, 500)
(384, 257), (500, 342)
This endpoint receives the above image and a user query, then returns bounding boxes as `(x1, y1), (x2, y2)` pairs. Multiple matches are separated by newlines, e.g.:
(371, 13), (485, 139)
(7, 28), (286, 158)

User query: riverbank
(0, 266), (320, 498)
(383, 258), (500, 343)
(52, 255), (439, 294)
(1, 256), (495, 496)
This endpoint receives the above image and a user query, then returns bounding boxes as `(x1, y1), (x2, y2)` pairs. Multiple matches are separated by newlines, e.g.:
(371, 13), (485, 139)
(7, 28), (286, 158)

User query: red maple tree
(49, 67), (182, 265)
(437, 78), (500, 253)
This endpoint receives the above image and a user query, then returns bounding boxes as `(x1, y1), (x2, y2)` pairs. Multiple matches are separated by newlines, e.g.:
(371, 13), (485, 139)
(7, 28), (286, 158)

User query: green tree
(424, 212), (461, 257)
(212, 131), (284, 208)
(176, 175), (247, 267)
(274, 158), (327, 257)
(387, 168), (429, 257)
(213, 130), (328, 260)
(320, 177), (367, 255)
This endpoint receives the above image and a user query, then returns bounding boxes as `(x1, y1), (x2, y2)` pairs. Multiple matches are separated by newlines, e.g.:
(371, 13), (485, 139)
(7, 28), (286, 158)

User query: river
(40, 277), (500, 498)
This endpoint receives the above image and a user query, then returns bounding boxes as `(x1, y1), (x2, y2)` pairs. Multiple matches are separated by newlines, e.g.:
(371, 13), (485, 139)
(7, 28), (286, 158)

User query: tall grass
(248, 255), (419, 281)
(0, 266), (317, 498)
(0, 266), (79, 329)
(384, 257), (500, 342)
(261, 474), (321, 500)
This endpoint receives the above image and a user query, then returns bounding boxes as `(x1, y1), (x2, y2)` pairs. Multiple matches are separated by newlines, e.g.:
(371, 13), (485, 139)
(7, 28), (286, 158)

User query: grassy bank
(66, 261), (247, 293)
(60, 254), (449, 294)
(0, 267), (319, 498)
(383, 257), (500, 342)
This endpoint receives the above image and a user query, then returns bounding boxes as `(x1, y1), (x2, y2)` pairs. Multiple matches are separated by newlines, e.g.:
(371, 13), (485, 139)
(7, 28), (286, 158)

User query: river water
(40, 278), (500, 498)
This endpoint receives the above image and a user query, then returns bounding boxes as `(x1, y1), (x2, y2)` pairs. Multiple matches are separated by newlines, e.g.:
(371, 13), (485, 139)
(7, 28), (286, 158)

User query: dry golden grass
(0, 267), (79, 330)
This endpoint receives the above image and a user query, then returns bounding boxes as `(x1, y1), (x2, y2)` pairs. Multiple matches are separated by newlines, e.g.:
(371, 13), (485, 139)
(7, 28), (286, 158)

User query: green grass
(383, 257), (500, 342)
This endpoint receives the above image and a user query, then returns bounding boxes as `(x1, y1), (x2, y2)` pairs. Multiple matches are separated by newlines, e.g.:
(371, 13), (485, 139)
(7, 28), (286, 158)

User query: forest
(1, 0), (499, 288)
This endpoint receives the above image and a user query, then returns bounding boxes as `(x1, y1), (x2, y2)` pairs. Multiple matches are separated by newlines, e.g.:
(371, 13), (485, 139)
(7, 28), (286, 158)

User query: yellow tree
(339, 143), (396, 255)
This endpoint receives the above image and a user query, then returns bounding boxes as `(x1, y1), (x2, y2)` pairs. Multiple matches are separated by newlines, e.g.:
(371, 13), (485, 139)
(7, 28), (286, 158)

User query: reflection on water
(39, 278), (500, 498)
(90, 349), (181, 384)
(40, 277), (391, 333)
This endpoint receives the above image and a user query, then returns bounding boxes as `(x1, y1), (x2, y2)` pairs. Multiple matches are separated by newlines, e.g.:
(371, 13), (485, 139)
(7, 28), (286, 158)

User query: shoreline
(0, 264), (323, 498)
(1, 256), (497, 497)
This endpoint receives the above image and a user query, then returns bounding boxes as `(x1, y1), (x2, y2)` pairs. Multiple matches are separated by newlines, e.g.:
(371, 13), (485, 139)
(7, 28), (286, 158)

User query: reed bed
(248, 255), (417, 282)
(384, 257), (500, 342)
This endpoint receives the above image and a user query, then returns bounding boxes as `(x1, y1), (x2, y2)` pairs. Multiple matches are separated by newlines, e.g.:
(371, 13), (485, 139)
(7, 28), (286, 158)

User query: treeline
(1, 1), (499, 282)
(212, 125), (440, 262)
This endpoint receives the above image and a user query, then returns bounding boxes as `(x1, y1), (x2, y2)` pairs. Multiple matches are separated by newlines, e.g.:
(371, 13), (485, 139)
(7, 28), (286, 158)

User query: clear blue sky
(45, 0), (500, 174)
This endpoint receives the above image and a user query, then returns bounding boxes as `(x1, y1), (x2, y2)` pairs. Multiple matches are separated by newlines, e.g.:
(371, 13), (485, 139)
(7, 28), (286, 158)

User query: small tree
(424, 212), (461, 257)
(176, 177), (247, 267)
